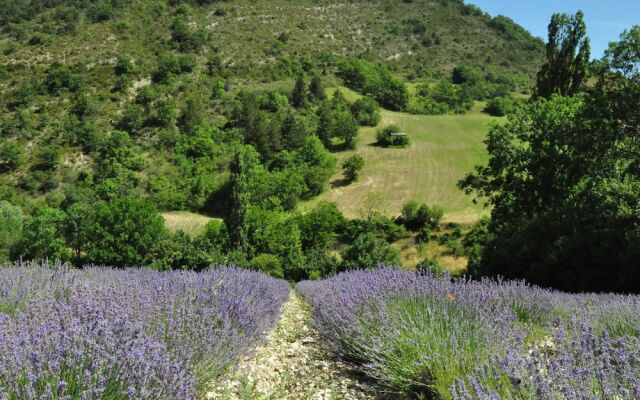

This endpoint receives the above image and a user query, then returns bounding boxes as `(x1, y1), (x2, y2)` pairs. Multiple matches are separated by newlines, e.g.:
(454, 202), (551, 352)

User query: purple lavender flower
(0, 263), (289, 399)
(297, 267), (640, 399)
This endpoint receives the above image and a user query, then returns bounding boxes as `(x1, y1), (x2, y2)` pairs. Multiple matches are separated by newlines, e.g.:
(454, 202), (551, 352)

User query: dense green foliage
(460, 26), (640, 292)
(342, 154), (365, 183)
(535, 11), (591, 99)
(0, 201), (22, 262)
(338, 59), (409, 111)
(483, 96), (519, 116)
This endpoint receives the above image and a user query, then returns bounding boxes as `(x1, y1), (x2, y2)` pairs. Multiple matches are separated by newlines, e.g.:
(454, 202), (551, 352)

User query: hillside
(0, 0), (544, 211)
(0, 0), (547, 277)
(1, 0), (544, 83)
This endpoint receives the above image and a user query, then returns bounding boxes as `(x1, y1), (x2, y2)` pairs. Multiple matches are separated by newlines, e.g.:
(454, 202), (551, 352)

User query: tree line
(460, 13), (640, 292)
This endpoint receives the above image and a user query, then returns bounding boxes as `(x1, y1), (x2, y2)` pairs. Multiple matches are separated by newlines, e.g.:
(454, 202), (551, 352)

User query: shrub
(483, 96), (517, 116)
(32, 145), (62, 171)
(451, 65), (481, 85)
(337, 59), (408, 111)
(84, 197), (167, 267)
(14, 207), (71, 262)
(416, 256), (445, 276)
(376, 124), (409, 147)
(116, 104), (145, 134)
(0, 139), (25, 172)
(171, 15), (207, 52)
(341, 233), (401, 270)
(296, 201), (345, 251)
(351, 96), (381, 126)
(414, 80), (473, 115)
(417, 224), (431, 243)
(114, 55), (134, 75)
(153, 54), (195, 83)
(250, 253), (284, 279)
(402, 201), (443, 230)
(342, 154), (364, 183)
(45, 64), (81, 94)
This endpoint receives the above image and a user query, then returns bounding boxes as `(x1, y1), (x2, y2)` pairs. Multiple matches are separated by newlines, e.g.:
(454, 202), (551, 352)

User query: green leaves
(535, 11), (590, 98)
(459, 28), (640, 291)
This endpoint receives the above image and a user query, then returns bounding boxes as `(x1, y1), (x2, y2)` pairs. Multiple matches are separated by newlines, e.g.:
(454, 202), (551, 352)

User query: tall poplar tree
(535, 11), (590, 98)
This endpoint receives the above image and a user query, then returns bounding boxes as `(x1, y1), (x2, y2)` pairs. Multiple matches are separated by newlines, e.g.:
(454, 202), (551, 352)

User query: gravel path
(206, 289), (378, 400)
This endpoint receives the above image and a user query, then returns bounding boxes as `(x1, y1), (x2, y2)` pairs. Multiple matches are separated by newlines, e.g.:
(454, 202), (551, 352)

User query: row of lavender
(297, 268), (640, 399)
(0, 264), (290, 399)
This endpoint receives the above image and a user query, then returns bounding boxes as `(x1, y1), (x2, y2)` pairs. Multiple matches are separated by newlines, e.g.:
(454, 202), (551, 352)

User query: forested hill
(0, 0), (543, 215)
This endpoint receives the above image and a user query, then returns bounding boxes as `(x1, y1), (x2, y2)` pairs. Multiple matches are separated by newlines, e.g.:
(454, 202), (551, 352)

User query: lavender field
(0, 264), (289, 399)
(297, 268), (640, 399)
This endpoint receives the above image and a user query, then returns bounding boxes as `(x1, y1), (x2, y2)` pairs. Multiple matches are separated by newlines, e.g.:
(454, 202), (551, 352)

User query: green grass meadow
(161, 211), (218, 237)
(302, 92), (500, 224)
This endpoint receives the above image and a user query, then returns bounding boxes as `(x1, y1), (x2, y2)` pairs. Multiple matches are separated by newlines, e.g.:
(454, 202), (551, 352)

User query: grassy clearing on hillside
(302, 91), (500, 224)
(161, 211), (218, 237)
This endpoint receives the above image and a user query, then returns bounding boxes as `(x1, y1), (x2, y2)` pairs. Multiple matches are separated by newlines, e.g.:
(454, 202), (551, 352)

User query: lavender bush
(0, 263), (289, 399)
(297, 267), (640, 399)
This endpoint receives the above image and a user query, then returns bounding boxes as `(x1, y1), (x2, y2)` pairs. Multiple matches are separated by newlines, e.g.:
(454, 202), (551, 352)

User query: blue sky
(468, 0), (640, 58)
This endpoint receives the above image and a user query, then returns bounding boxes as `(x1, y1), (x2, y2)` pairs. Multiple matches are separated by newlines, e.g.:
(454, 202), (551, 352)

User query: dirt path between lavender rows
(206, 289), (379, 400)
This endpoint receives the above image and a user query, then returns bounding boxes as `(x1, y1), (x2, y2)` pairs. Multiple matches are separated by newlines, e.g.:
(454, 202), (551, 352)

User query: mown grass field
(303, 89), (501, 224)
(161, 211), (218, 237)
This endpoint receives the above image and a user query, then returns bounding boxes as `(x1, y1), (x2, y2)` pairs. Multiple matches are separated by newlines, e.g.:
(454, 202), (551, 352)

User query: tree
(291, 75), (307, 109)
(85, 197), (166, 267)
(333, 111), (359, 149)
(151, 231), (223, 271)
(351, 96), (380, 126)
(233, 94), (282, 160)
(280, 111), (307, 151)
(65, 201), (95, 262)
(330, 89), (349, 111)
(337, 59), (408, 111)
(535, 11), (590, 98)
(14, 207), (70, 262)
(0, 139), (25, 172)
(177, 94), (206, 134)
(342, 154), (364, 183)
(0, 201), (23, 262)
(94, 131), (142, 198)
(250, 253), (284, 279)
(227, 145), (261, 253)
(295, 135), (335, 197)
(316, 101), (333, 147)
(245, 206), (305, 280)
(308, 75), (326, 102)
(341, 232), (401, 270)
(459, 26), (640, 294)
(297, 201), (345, 250)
